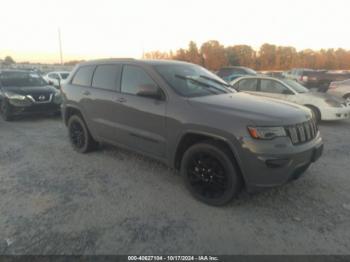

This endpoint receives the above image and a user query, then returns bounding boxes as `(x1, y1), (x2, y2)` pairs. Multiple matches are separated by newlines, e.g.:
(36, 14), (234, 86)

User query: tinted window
(92, 64), (122, 91)
(260, 79), (288, 94)
(237, 79), (258, 91)
(121, 65), (158, 96)
(72, 66), (95, 86)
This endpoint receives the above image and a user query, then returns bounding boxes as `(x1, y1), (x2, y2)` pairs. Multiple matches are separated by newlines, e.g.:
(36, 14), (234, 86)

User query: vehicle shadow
(10, 114), (62, 123)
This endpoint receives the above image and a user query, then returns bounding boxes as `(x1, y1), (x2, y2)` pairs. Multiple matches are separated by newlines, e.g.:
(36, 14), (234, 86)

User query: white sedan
(327, 79), (350, 102)
(230, 76), (350, 122)
(43, 71), (70, 88)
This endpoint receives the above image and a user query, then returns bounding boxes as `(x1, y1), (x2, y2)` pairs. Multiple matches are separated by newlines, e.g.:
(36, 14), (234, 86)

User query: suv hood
(188, 92), (312, 125)
(2, 85), (57, 96)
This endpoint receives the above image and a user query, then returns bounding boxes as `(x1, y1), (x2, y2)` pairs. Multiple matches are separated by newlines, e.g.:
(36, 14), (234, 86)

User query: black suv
(61, 59), (323, 205)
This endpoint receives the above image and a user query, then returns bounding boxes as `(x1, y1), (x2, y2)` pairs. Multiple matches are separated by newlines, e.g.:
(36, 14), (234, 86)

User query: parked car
(217, 66), (257, 82)
(43, 71), (70, 88)
(288, 68), (350, 91)
(328, 79), (350, 101)
(61, 59), (323, 206)
(0, 70), (62, 121)
(230, 76), (350, 122)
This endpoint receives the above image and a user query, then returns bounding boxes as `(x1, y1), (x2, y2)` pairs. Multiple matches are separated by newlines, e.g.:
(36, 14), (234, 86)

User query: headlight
(325, 98), (342, 108)
(53, 92), (62, 104)
(4, 92), (26, 100)
(248, 126), (287, 140)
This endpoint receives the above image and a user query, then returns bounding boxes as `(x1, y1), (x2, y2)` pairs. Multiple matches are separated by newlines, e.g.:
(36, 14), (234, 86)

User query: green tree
(4, 56), (15, 65)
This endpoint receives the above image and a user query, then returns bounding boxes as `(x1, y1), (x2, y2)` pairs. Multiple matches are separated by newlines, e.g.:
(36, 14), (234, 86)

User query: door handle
(83, 90), (91, 96)
(116, 97), (126, 103)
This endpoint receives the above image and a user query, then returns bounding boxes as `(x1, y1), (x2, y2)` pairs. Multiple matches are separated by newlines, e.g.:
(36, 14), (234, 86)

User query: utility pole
(58, 28), (63, 65)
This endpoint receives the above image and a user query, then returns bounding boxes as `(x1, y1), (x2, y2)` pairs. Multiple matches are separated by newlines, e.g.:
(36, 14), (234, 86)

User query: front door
(111, 64), (167, 159)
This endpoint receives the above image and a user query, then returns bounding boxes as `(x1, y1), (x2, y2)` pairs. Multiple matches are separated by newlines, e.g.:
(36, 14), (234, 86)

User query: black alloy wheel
(181, 141), (242, 206)
(67, 115), (98, 153)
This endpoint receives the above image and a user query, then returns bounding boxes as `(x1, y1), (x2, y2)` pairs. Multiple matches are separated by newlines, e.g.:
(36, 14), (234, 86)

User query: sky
(0, 0), (349, 63)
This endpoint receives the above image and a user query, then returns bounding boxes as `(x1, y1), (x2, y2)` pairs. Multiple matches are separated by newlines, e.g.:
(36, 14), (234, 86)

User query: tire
(306, 105), (321, 123)
(1, 99), (13, 121)
(67, 114), (99, 153)
(180, 140), (242, 206)
(344, 94), (350, 103)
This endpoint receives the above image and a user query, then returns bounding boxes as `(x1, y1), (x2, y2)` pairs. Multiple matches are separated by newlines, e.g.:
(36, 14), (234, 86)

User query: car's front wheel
(67, 115), (98, 153)
(181, 141), (242, 206)
(1, 99), (13, 121)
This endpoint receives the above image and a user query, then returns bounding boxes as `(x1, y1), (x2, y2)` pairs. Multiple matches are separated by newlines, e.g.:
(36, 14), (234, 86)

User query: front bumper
(320, 106), (350, 121)
(9, 101), (61, 115)
(237, 133), (323, 192)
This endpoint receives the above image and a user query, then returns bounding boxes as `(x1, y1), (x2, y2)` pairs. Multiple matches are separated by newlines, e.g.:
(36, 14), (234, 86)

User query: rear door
(112, 64), (167, 159)
(77, 64), (123, 141)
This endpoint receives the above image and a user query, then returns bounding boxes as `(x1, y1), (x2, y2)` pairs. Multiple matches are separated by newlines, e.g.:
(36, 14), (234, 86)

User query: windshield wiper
(199, 75), (232, 87)
(175, 75), (227, 94)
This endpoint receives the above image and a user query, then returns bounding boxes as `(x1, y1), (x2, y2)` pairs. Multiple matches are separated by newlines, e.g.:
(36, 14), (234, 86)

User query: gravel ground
(0, 115), (350, 255)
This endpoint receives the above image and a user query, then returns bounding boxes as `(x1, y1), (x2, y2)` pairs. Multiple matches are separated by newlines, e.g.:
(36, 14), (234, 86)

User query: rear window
(72, 66), (95, 86)
(92, 64), (122, 91)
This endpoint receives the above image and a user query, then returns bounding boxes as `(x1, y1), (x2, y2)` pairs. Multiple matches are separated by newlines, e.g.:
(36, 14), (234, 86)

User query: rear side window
(121, 65), (157, 95)
(236, 79), (258, 91)
(92, 64), (122, 91)
(71, 66), (95, 86)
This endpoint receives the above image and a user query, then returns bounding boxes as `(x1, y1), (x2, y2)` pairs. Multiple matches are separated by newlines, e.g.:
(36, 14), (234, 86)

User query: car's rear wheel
(181, 141), (242, 206)
(67, 115), (98, 153)
(1, 100), (13, 121)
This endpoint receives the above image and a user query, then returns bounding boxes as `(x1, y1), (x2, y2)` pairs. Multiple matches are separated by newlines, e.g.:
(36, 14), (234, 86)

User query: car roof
(79, 58), (193, 67)
(219, 66), (251, 70)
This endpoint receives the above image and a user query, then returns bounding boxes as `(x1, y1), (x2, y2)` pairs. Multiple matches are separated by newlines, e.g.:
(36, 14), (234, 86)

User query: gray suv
(61, 59), (324, 206)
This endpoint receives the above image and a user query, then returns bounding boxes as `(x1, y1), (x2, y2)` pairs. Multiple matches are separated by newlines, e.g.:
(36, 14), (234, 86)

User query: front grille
(27, 94), (52, 103)
(285, 119), (318, 145)
(32, 94), (51, 102)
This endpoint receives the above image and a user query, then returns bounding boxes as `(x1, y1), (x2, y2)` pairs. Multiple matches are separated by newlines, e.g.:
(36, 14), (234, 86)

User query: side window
(260, 79), (287, 94)
(121, 65), (158, 96)
(237, 79), (258, 91)
(72, 66), (95, 86)
(92, 64), (122, 91)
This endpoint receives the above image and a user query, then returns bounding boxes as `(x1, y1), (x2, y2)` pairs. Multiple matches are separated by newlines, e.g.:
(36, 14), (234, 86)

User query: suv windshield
(154, 63), (232, 97)
(282, 79), (309, 93)
(0, 71), (47, 87)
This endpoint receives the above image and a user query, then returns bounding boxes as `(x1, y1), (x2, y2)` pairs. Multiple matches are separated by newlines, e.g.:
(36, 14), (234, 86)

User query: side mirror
(48, 80), (54, 85)
(137, 84), (163, 100)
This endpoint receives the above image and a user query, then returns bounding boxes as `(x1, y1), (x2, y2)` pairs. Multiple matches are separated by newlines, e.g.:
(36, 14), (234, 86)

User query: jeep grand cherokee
(61, 59), (324, 206)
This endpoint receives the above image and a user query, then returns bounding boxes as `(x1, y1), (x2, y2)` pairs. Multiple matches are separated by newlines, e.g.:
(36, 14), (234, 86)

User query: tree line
(143, 41), (350, 71)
